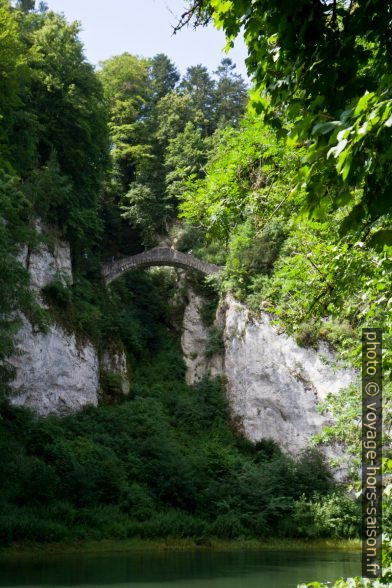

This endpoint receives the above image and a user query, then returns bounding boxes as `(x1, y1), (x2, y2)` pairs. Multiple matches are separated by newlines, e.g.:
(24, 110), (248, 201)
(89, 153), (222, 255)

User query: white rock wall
(222, 295), (356, 454)
(10, 317), (99, 416)
(181, 291), (356, 460)
(181, 289), (224, 385)
(10, 225), (128, 415)
(101, 348), (130, 395)
(18, 227), (72, 291)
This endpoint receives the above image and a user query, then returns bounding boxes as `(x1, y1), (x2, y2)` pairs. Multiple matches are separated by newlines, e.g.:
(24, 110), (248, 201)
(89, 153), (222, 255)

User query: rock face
(17, 230), (72, 291)
(10, 227), (128, 415)
(181, 289), (224, 385)
(10, 317), (99, 416)
(101, 348), (130, 395)
(222, 296), (356, 455)
(181, 292), (356, 457)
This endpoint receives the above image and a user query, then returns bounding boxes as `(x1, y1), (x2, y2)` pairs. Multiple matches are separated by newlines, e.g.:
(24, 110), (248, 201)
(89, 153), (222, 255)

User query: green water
(0, 549), (361, 588)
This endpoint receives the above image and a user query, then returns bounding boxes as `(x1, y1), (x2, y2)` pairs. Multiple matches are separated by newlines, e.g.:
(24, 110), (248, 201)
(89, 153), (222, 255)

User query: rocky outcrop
(181, 292), (356, 460)
(10, 317), (99, 416)
(101, 348), (130, 395)
(10, 227), (129, 415)
(17, 228), (72, 291)
(181, 289), (224, 385)
(222, 296), (356, 455)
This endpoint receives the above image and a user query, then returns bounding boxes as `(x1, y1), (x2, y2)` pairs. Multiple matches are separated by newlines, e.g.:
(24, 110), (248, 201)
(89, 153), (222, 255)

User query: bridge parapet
(103, 247), (222, 284)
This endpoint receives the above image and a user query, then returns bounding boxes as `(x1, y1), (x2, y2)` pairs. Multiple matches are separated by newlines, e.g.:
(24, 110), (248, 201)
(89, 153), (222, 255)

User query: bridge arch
(102, 247), (222, 285)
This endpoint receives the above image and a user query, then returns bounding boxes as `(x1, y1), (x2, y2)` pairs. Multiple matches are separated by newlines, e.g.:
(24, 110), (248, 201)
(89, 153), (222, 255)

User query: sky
(44, 0), (249, 78)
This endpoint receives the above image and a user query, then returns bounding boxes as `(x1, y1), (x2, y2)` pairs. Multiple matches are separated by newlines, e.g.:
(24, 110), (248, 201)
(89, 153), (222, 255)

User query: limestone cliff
(101, 348), (130, 396)
(181, 288), (224, 385)
(10, 316), (99, 416)
(17, 238), (72, 292)
(181, 291), (356, 459)
(9, 227), (129, 415)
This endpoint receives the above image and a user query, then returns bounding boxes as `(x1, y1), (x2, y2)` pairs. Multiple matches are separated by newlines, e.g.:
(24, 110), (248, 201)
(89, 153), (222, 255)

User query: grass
(0, 538), (361, 559)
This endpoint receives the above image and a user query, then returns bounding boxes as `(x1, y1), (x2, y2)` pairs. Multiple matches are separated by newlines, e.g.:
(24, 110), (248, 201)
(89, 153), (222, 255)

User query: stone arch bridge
(102, 247), (222, 284)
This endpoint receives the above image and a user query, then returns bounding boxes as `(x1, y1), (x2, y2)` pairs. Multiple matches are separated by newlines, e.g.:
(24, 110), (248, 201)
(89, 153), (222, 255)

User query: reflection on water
(0, 549), (361, 588)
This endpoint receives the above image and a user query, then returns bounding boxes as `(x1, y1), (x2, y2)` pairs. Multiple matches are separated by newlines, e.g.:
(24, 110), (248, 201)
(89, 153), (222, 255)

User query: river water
(0, 549), (361, 588)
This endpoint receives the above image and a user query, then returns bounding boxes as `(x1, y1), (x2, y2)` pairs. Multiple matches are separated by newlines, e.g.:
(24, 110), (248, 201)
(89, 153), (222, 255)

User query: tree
(165, 121), (210, 202)
(119, 56), (182, 242)
(100, 54), (196, 246)
(99, 53), (150, 192)
(103, 52), (248, 246)
(119, 89), (204, 243)
(213, 58), (248, 128)
(179, 113), (301, 241)
(25, 12), (109, 256)
(184, 0), (392, 240)
(180, 65), (215, 133)
(149, 53), (180, 104)
(155, 91), (201, 145)
(121, 183), (171, 244)
(0, 0), (25, 171)
(15, 0), (35, 12)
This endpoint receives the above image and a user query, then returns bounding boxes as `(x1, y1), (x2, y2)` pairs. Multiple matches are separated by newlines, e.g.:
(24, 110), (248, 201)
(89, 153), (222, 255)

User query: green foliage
(199, 293), (219, 327)
(293, 492), (360, 539)
(0, 322), (336, 546)
(99, 50), (247, 244)
(180, 114), (301, 242)
(98, 53), (150, 190)
(213, 58), (248, 128)
(41, 278), (72, 308)
(21, 154), (73, 224)
(100, 371), (127, 402)
(148, 53), (180, 104)
(25, 10), (109, 251)
(191, 0), (392, 233)
(41, 268), (179, 361)
(165, 122), (211, 202)
(0, 0), (25, 169)
(121, 184), (167, 245)
(180, 64), (216, 133)
(205, 325), (224, 357)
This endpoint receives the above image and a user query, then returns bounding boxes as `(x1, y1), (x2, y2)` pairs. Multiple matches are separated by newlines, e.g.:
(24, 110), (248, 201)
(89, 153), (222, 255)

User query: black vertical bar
(362, 328), (382, 578)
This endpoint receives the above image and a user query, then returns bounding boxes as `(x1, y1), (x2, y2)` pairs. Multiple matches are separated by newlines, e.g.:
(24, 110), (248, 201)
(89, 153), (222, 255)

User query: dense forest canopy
(99, 52), (248, 244)
(181, 0), (392, 243)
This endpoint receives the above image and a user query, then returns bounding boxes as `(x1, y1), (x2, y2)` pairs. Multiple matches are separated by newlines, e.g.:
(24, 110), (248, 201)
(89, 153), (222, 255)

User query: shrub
(122, 483), (156, 521)
(139, 511), (207, 539)
(42, 279), (72, 309)
(205, 325), (224, 357)
(0, 507), (69, 543)
(210, 513), (246, 539)
(100, 371), (127, 401)
(0, 329), (344, 547)
(200, 294), (219, 327)
(292, 492), (361, 539)
(294, 321), (319, 348)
